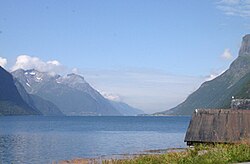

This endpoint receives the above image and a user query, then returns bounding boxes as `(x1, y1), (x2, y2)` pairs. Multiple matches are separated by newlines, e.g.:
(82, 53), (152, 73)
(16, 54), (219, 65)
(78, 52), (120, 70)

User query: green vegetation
(233, 72), (250, 99)
(103, 143), (250, 164)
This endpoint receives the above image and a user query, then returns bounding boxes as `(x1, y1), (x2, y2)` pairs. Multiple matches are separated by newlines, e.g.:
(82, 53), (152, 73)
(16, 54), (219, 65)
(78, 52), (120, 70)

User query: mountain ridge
(156, 34), (250, 115)
(0, 66), (41, 115)
(12, 69), (142, 116)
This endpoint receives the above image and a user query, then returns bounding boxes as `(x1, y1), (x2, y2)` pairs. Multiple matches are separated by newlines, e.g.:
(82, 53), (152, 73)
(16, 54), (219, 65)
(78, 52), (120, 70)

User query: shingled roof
(185, 109), (250, 145)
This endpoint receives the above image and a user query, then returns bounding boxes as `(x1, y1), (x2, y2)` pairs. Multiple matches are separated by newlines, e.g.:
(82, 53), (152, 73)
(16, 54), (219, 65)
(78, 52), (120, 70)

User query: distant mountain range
(156, 34), (250, 115)
(12, 69), (144, 116)
(7, 35), (250, 116)
(110, 100), (144, 116)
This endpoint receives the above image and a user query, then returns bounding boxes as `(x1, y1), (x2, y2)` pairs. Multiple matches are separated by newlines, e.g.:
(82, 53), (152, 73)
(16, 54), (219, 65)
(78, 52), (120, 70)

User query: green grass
(103, 143), (250, 164)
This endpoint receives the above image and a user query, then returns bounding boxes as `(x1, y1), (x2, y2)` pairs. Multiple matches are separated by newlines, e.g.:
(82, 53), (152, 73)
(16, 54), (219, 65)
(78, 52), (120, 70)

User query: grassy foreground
(103, 143), (250, 164)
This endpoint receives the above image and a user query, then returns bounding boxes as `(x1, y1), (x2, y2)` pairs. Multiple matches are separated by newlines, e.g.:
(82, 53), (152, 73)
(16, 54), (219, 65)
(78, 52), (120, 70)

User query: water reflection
(0, 116), (189, 163)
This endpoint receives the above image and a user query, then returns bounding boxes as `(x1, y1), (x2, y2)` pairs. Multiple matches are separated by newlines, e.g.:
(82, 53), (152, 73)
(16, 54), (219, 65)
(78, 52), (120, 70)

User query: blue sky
(0, 0), (249, 113)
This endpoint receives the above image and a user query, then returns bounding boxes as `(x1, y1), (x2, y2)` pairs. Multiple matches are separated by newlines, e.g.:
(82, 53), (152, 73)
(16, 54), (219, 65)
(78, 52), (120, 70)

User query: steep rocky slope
(157, 34), (250, 115)
(0, 67), (40, 115)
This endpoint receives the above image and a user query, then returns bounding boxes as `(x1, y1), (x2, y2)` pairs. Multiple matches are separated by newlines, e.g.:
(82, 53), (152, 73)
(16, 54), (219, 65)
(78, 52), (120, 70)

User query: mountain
(233, 72), (250, 99)
(14, 80), (63, 116)
(0, 66), (41, 115)
(156, 34), (250, 115)
(213, 72), (250, 109)
(110, 101), (144, 116)
(12, 69), (122, 116)
(30, 94), (64, 116)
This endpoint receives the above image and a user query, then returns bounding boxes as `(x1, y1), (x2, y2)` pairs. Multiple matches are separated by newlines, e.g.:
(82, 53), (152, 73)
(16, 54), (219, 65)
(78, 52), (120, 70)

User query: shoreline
(57, 143), (250, 164)
(57, 147), (187, 164)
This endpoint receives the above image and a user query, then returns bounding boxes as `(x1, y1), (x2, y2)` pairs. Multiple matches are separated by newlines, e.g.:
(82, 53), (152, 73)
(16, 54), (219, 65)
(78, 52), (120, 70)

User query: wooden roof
(185, 109), (250, 143)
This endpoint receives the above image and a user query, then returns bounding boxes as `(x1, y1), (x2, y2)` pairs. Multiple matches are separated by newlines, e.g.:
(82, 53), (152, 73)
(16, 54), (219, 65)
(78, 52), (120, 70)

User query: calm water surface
(0, 116), (190, 164)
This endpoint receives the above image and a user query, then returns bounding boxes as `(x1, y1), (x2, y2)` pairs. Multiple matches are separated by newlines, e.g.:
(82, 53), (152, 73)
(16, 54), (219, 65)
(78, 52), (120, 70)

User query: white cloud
(72, 68), (80, 74)
(220, 0), (240, 5)
(0, 57), (7, 68)
(47, 60), (61, 66)
(221, 48), (233, 60)
(205, 74), (219, 81)
(100, 92), (122, 101)
(205, 69), (226, 81)
(11, 55), (65, 73)
(217, 0), (250, 17)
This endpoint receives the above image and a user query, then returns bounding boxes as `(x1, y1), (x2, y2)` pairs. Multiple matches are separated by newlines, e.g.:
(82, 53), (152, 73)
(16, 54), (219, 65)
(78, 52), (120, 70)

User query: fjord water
(0, 116), (190, 163)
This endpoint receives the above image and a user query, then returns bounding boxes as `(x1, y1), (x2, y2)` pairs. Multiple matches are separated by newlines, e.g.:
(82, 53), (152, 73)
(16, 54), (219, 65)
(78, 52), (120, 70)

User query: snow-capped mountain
(12, 69), (122, 116)
(56, 73), (104, 102)
(12, 69), (59, 94)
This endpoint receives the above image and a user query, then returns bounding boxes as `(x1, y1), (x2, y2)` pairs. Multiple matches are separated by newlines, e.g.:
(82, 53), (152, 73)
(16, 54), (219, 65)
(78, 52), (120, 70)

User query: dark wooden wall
(185, 109), (250, 145)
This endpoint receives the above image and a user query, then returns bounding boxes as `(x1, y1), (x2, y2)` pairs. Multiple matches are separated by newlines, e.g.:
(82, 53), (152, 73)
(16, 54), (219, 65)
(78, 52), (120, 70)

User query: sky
(0, 0), (250, 113)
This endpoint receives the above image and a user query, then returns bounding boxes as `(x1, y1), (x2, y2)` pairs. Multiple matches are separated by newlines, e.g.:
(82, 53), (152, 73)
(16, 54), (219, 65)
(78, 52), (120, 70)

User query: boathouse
(185, 109), (250, 146)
